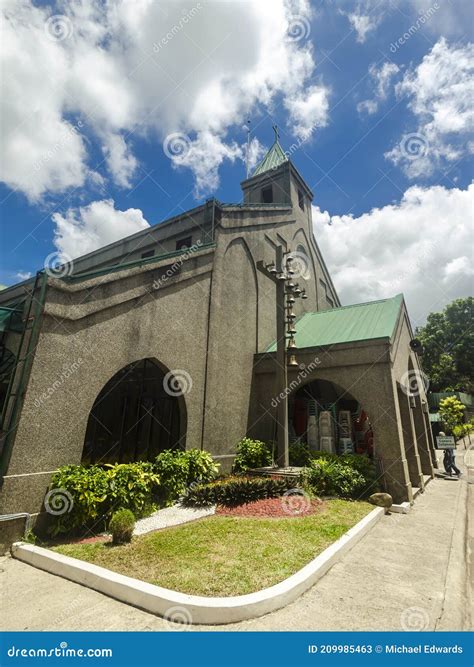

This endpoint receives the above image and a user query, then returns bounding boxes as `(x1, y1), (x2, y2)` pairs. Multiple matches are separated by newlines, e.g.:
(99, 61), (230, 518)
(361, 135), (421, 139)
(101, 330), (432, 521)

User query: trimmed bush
(182, 475), (297, 507)
(154, 449), (219, 504)
(233, 438), (273, 472)
(109, 509), (135, 544)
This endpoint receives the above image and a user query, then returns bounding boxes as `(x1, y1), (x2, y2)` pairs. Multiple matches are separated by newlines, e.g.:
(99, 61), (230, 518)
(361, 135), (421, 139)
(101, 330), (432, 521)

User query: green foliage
(233, 438), (273, 472)
(439, 396), (466, 434)
(48, 464), (110, 535)
(106, 462), (160, 517)
(182, 475), (297, 507)
(109, 509), (135, 545)
(304, 456), (376, 499)
(48, 462), (159, 536)
(154, 449), (219, 504)
(288, 443), (312, 467)
(417, 297), (473, 392)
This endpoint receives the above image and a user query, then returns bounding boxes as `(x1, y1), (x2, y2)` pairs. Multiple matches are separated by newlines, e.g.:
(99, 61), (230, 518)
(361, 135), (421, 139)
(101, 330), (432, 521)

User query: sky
(0, 0), (473, 328)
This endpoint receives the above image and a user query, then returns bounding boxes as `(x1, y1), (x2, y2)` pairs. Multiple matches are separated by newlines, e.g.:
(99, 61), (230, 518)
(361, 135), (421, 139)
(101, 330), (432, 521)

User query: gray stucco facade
(0, 153), (436, 525)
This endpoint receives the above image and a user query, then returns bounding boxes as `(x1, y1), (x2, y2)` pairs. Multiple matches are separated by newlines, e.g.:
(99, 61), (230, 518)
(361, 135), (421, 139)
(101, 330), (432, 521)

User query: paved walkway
(133, 504), (215, 536)
(1, 444), (471, 631)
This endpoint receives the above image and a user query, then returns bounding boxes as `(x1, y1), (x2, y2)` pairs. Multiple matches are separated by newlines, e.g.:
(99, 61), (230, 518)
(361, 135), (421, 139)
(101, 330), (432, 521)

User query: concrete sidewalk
(1, 445), (471, 632)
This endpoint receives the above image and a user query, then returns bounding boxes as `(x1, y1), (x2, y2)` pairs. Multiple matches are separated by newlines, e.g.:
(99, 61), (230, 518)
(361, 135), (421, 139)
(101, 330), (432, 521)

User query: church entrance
(82, 358), (185, 465)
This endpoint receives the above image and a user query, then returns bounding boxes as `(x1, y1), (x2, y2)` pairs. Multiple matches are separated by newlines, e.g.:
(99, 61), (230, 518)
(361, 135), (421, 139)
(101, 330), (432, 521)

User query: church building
(0, 132), (437, 530)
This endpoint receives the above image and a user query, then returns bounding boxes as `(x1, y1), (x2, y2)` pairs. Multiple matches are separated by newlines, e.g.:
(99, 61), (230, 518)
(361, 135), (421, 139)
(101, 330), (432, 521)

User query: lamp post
(257, 246), (307, 467)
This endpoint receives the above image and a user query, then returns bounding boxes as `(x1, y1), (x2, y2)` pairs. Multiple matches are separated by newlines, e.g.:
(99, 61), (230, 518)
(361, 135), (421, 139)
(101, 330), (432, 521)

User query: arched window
(82, 358), (186, 464)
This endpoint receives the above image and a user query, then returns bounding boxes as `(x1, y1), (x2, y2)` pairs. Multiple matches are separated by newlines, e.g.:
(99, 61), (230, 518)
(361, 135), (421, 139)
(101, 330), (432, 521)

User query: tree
(416, 297), (474, 392)
(439, 396), (465, 435)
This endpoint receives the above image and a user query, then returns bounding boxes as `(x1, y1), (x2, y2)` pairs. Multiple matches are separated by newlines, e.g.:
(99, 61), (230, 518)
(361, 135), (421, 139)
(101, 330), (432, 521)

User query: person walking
(442, 446), (461, 477)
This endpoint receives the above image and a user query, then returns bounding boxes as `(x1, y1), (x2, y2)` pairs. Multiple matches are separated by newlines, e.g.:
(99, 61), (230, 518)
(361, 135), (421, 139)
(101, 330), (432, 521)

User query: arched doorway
(82, 358), (186, 464)
(289, 378), (374, 457)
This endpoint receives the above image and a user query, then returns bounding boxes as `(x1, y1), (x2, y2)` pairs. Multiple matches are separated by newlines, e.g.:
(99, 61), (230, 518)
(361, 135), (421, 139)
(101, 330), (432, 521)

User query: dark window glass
(141, 249), (154, 259)
(298, 189), (305, 210)
(261, 186), (273, 203)
(176, 236), (192, 250)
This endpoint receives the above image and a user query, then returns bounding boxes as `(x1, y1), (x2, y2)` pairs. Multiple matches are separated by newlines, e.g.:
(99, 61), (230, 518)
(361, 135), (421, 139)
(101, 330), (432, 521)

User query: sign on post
(436, 435), (456, 449)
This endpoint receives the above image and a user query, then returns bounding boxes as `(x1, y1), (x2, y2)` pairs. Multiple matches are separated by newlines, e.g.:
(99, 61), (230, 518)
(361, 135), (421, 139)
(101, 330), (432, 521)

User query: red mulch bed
(216, 496), (324, 518)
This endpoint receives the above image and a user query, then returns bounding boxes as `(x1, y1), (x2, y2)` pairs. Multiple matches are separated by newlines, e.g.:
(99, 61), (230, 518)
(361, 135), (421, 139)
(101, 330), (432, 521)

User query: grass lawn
(52, 499), (372, 597)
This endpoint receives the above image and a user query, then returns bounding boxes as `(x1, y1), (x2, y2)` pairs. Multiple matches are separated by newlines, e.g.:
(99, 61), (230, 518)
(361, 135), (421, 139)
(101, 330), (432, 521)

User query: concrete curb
(12, 507), (384, 625)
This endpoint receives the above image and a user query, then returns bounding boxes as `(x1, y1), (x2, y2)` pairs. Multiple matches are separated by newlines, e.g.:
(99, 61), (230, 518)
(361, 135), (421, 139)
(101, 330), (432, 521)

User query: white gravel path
(133, 504), (215, 536)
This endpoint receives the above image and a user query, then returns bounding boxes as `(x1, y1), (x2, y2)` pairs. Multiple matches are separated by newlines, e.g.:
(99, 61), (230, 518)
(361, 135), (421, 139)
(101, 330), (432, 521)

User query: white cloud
(357, 61), (399, 115)
(15, 271), (32, 281)
(386, 38), (474, 177)
(52, 199), (150, 260)
(1, 0), (329, 200)
(313, 183), (474, 325)
(284, 84), (329, 140)
(101, 134), (138, 189)
(340, 3), (381, 43)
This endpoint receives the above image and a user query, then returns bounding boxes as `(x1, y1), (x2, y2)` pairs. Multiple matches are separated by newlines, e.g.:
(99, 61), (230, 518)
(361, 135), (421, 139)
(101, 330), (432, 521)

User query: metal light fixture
(287, 337), (297, 349)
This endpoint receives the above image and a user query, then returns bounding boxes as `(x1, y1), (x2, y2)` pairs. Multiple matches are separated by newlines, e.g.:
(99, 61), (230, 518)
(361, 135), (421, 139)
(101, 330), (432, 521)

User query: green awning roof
(266, 294), (404, 351)
(253, 128), (288, 176)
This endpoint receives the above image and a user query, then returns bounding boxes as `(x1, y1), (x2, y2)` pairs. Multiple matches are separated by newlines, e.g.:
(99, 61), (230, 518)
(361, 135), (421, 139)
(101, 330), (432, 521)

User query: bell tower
(240, 126), (313, 211)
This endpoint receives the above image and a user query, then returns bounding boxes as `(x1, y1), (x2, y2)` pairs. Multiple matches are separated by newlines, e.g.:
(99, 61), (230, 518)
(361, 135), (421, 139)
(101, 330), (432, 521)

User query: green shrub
(47, 461), (159, 536)
(182, 449), (220, 486)
(48, 464), (110, 536)
(289, 443), (312, 467)
(303, 458), (372, 499)
(154, 449), (219, 504)
(106, 462), (160, 518)
(233, 438), (273, 472)
(182, 475), (297, 507)
(109, 509), (135, 545)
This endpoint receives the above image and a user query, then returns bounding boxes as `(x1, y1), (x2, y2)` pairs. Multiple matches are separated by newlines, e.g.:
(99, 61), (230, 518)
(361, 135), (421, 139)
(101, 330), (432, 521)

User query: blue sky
(1, 0), (473, 324)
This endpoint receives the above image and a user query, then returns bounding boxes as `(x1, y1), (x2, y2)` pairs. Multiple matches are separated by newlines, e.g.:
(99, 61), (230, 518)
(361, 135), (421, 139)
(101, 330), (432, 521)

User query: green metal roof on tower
(253, 125), (289, 176)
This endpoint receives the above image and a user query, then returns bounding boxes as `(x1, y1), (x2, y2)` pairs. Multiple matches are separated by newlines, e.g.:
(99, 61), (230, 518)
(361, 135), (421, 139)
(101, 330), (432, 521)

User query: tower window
(298, 189), (305, 211)
(176, 236), (192, 251)
(141, 249), (155, 259)
(261, 186), (273, 203)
